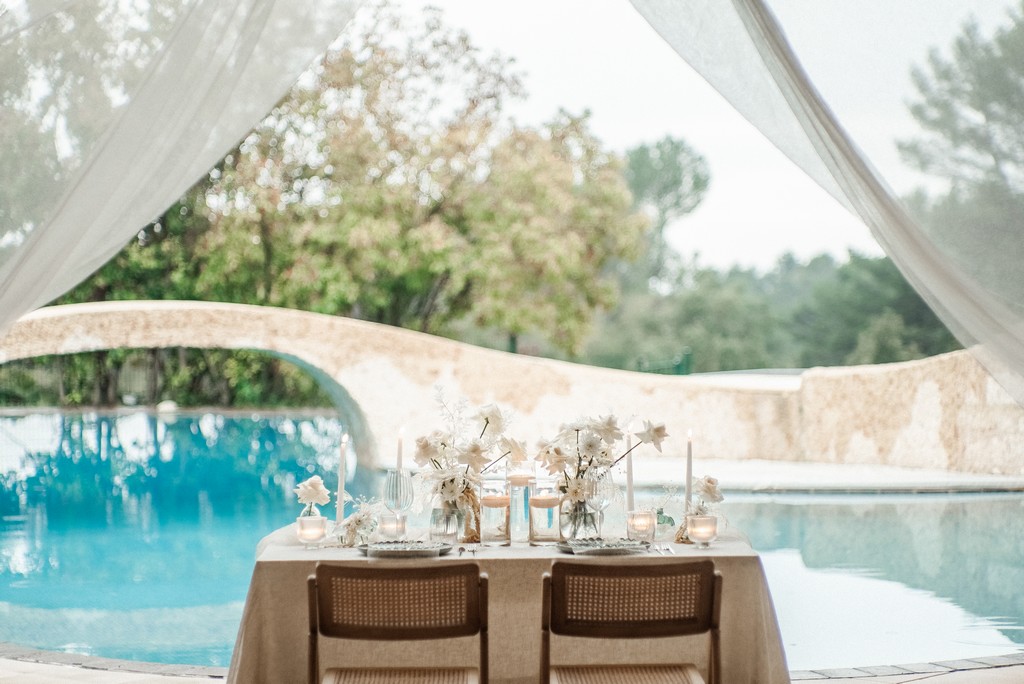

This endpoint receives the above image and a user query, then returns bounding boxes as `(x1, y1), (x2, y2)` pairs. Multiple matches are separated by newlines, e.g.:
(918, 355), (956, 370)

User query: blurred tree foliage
(38, 1), (644, 406)
(587, 250), (959, 372)
(5, 1), (966, 409)
(896, 2), (1024, 297)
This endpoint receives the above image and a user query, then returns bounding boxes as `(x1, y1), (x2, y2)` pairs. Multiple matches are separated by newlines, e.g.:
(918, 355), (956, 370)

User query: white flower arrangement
(535, 414), (667, 538)
(412, 394), (518, 542)
(535, 414), (668, 484)
(338, 497), (382, 547)
(294, 475), (331, 517)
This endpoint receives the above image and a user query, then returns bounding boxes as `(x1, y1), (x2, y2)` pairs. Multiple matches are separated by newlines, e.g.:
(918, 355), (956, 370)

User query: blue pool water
(1, 411), (1022, 669)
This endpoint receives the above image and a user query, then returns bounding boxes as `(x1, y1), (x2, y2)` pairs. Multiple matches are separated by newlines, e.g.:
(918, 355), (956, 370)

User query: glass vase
(559, 498), (599, 541)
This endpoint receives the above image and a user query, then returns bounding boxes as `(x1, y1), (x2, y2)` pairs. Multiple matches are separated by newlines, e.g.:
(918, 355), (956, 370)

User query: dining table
(227, 525), (791, 684)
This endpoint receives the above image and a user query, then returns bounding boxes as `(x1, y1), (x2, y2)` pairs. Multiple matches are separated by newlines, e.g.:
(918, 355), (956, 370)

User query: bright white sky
(411, 0), (1013, 272)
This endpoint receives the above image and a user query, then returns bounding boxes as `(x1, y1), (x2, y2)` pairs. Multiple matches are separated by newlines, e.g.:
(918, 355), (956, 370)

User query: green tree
(199, 3), (643, 355)
(622, 136), (710, 289)
(793, 252), (959, 367)
(586, 263), (785, 372)
(897, 3), (1024, 296)
(36, 0), (645, 405)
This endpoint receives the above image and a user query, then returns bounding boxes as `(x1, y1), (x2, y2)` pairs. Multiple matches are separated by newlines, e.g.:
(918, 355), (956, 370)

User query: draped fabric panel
(4, 0), (1024, 411)
(631, 0), (1024, 405)
(0, 0), (360, 336)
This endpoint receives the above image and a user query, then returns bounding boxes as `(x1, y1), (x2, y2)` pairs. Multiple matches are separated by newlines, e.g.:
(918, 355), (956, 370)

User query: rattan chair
(541, 560), (722, 684)
(307, 562), (489, 684)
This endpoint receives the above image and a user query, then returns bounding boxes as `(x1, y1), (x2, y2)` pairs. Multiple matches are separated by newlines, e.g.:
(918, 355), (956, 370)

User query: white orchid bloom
(578, 431), (604, 459)
(500, 436), (528, 463)
(457, 439), (490, 472)
(588, 415), (623, 443)
(634, 420), (669, 453)
(474, 403), (506, 438)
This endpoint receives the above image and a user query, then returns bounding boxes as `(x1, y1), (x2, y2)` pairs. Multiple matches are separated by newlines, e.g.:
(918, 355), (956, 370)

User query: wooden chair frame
(307, 562), (489, 684)
(541, 560), (722, 684)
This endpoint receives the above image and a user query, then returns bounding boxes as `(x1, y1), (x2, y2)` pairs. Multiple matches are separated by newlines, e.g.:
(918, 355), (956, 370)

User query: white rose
(294, 475), (331, 506)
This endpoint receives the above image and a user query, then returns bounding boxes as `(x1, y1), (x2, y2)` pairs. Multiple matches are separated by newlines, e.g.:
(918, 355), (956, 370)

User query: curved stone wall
(1, 301), (1022, 475)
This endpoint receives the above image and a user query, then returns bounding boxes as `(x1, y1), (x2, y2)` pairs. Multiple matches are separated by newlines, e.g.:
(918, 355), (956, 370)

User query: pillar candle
(337, 433), (349, 524)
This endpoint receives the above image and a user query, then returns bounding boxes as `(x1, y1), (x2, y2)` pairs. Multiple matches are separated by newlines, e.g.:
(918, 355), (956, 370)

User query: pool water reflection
(1, 411), (1023, 668)
(0, 410), (372, 665)
(725, 492), (1024, 669)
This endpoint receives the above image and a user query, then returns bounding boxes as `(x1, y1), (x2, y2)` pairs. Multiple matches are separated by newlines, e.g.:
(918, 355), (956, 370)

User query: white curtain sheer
(3, 0), (1024, 408)
(632, 0), (1024, 405)
(0, 0), (359, 336)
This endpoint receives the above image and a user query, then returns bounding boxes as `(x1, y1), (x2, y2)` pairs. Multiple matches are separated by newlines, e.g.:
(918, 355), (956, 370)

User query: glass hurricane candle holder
(528, 478), (562, 545)
(687, 514), (718, 548)
(479, 475), (511, 546)
(626, 510), (657, 543)
(506, 461), (536, 543)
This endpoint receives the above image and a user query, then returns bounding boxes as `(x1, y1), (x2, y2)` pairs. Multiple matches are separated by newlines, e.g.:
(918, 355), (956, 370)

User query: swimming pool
(1, 411), (1022, 669)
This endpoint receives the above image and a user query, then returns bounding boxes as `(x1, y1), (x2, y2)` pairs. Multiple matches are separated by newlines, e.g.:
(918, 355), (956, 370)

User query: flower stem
(480, 450), (511, 474)
(611, 441), (641, 467)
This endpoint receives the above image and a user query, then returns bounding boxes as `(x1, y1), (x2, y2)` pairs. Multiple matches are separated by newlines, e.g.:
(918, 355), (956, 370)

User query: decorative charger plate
(556, 538), (651, 556)
(357, 541), (454, 558)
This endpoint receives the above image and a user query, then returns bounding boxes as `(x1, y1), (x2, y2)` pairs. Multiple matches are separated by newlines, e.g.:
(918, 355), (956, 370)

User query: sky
(405, 0), (1014, 272)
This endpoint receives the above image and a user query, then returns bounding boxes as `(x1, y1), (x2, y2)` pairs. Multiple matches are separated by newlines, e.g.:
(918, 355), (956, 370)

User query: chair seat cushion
(322, 668), (479, 684)
(551, 664), (705, 684)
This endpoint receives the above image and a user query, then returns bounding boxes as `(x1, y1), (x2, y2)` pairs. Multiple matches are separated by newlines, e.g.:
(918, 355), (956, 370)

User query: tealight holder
(626, 510), (657, 543)
(378, 512), (406, 541)
(295, 515), (329, 547)
(687, 514), (718, 549)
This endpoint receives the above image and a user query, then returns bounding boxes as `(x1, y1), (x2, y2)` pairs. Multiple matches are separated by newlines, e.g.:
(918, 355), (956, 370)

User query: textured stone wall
(799, 351), (1024, 475)
(2, 301), (1022, 475)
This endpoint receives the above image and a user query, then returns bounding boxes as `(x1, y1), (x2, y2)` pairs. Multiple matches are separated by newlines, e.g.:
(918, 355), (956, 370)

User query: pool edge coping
(790, 652), (1024, 679)
(0, 641), (227, 678)
(1, 641), (1022, 680)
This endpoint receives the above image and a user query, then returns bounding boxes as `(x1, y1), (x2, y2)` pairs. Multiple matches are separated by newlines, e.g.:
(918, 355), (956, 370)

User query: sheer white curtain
(0, 0), (359, 336)
(631, 0), (1024, 405)
(5, 0), (1024, 409)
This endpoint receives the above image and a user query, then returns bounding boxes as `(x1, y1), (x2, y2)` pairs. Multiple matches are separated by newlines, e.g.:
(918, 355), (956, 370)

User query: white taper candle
(625, 431), (635, 511)
(337, 433), (349, 524)
(685, 429), (693, 513)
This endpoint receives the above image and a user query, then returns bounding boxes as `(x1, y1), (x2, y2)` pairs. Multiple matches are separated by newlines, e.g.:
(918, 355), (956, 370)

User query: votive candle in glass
(296, 515), (328, 546)
(626, 510), (657, 543)
(378, 512), (405, 541)
(687, 514), (718, 548)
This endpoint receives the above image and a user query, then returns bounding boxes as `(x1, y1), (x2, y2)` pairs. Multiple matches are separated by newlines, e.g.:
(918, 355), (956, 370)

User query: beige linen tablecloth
(227, 527), (790, 684)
